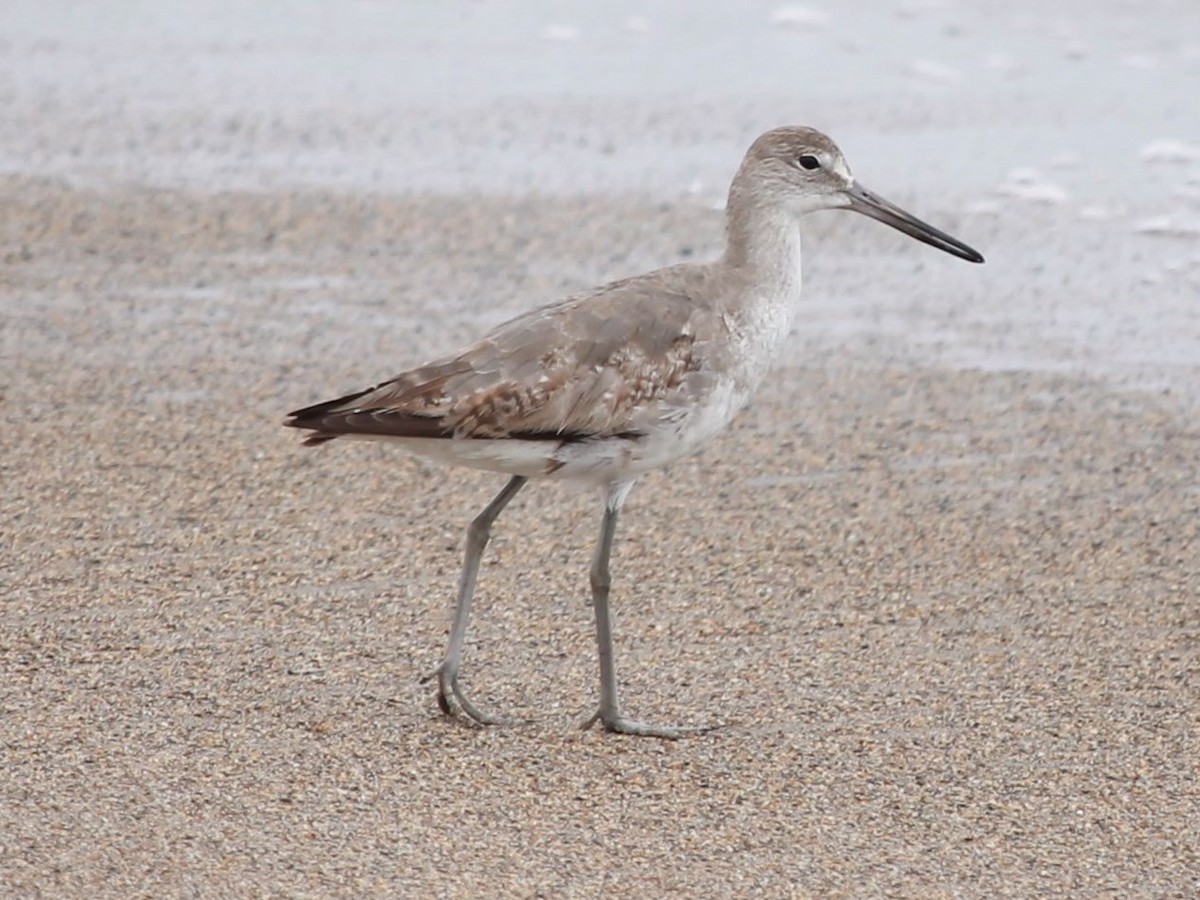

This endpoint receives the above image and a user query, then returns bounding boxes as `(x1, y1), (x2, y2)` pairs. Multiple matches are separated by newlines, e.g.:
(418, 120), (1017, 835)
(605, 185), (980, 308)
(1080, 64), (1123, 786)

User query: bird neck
(720, 192), (804, 299)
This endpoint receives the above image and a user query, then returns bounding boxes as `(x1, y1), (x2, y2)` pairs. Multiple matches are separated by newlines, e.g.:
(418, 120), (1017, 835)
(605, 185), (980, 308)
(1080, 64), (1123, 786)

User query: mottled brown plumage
(288, 266), (723, 447)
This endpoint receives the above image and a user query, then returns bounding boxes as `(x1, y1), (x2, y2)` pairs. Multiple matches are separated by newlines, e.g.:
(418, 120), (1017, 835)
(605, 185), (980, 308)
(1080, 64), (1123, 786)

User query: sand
(3, 1), (1199, 897)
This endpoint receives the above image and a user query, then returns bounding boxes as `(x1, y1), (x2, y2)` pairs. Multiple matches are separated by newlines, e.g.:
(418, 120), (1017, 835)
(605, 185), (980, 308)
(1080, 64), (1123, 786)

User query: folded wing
(285, 269), (716, 447)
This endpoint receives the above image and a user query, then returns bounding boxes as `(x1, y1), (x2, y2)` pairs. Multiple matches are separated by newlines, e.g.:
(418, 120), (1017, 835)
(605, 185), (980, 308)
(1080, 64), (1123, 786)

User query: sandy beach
(3, 1), (1198, 896)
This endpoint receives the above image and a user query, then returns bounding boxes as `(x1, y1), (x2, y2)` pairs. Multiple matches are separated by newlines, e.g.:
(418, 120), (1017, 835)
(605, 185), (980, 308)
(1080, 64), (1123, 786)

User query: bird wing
(286, 266), (719, 445)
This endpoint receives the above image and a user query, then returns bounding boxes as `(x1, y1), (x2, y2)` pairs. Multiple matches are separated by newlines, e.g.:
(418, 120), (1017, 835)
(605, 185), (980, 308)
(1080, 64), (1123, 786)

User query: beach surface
(2, 1), (1198, 895)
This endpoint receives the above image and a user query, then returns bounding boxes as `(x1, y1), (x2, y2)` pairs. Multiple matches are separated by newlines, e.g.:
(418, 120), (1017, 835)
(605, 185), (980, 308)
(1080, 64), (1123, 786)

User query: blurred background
(2, 0), (1197, 394)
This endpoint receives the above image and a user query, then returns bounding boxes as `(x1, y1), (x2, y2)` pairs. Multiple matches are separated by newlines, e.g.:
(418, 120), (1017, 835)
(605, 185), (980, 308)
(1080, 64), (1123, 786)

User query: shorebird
(286, 126), (983, 738)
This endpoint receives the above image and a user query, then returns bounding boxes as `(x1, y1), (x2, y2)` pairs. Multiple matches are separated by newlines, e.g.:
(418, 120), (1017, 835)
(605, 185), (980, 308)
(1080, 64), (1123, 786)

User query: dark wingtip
(286, 384), (376, 423)
(283, 384), (380, 445)
(284, 387), (458, 443)
(300, 432), (340, 446)
(283, 413), (342, 446)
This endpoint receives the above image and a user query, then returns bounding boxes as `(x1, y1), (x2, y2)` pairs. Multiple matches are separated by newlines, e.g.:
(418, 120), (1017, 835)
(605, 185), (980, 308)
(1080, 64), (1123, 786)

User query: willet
(286, 126), (984, 738)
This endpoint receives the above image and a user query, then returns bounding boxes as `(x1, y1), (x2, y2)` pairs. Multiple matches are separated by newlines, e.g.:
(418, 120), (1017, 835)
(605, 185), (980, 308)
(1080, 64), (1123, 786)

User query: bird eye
(797, 154), (821, 170)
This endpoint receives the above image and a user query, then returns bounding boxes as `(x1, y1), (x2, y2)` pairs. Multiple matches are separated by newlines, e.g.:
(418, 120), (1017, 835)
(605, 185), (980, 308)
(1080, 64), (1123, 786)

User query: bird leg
(424, 474), (527, 726)
(580, 486), (716, 739)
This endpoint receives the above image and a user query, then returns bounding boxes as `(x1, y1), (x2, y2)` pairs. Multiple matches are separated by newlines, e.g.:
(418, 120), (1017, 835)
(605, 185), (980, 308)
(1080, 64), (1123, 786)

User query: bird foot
(579, 708), (718, 740)
(421, 664), (509, 727)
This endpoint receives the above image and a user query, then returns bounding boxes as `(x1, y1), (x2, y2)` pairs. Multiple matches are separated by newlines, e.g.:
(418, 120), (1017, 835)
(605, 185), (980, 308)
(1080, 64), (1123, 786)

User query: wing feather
(286, 265), (721, 444)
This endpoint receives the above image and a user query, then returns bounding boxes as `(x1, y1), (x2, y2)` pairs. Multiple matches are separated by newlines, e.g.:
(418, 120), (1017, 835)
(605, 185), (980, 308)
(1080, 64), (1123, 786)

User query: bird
(285, 125), (984, 738)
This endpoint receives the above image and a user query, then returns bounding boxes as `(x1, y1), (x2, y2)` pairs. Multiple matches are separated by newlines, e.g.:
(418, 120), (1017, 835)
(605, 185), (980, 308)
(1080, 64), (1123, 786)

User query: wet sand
(3, 179), (1197, 896)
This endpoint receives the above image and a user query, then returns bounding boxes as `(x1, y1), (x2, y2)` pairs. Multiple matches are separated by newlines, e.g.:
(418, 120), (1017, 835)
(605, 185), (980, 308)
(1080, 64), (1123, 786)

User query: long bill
(845, 182), (984, 264)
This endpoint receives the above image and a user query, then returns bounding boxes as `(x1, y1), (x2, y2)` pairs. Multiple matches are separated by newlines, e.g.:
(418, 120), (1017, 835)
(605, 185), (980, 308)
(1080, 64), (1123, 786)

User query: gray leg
(424, 475), (527, 726)
(581, 483), (715, 739)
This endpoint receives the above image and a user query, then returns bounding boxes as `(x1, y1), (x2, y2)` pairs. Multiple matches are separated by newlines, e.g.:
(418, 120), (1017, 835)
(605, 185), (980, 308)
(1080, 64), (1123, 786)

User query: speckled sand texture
(4, 179), (1198, 896)
(3, 1), (1200, 896)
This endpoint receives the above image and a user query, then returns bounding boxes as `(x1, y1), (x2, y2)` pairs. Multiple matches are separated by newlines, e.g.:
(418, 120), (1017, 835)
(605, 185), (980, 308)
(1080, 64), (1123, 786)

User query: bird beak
(844, 182), (984, 263)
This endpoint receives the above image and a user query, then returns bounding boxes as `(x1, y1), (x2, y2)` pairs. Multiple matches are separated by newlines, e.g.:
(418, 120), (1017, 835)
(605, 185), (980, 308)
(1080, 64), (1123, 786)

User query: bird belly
(339, 433), (556, 478)
(549, 378), (753, 484)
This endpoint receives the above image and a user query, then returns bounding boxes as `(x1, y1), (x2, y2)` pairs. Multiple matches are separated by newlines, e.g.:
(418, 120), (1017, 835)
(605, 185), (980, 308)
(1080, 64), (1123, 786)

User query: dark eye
(797, 154), (821, 170)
